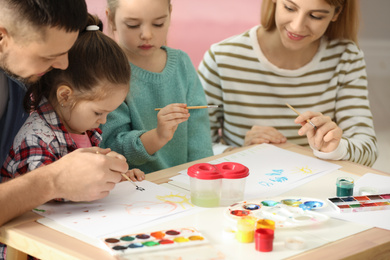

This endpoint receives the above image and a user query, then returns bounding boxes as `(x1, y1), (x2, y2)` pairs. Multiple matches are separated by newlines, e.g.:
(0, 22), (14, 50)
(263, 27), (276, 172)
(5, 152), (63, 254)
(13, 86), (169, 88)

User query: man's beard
(0, 53), (39, 85)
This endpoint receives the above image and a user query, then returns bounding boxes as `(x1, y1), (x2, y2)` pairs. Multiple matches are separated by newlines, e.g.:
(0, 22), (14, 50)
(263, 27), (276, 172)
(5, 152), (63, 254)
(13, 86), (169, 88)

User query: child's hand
(156, 103), (190, 143)
(122, 168), (145, 182)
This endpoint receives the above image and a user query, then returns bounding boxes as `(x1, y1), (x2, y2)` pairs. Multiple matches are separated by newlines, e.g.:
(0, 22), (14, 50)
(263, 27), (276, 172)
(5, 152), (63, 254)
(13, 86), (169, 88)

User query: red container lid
(217, 162), (249, 179)
(187, 163), (222, 180)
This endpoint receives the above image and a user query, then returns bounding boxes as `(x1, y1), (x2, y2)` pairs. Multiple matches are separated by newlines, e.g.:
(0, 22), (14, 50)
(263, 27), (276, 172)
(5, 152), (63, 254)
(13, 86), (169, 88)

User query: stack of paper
(171, 144), (341, 198)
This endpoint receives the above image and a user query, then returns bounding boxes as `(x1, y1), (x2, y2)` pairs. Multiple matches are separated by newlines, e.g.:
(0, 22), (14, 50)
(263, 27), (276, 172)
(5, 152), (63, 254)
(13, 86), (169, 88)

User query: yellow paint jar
(256, 219), (275, 230)
(236, 216), (256, 243)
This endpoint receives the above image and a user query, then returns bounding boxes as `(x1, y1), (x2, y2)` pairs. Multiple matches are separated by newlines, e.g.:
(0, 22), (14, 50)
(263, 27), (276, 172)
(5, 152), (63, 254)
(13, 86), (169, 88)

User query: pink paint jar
(255, 228), (274, 252)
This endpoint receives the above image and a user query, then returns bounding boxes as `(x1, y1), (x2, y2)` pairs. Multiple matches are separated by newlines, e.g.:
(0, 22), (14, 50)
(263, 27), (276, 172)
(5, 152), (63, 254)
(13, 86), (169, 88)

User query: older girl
(102, 0), (213, 173)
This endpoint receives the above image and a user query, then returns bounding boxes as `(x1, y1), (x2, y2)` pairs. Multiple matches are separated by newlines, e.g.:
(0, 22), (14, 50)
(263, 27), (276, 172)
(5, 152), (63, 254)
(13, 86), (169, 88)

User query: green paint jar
(336, 177), (354, 197)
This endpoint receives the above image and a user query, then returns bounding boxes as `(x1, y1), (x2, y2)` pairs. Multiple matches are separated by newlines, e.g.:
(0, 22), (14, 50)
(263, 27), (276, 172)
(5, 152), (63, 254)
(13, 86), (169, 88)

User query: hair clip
(85, 25), (99, 31)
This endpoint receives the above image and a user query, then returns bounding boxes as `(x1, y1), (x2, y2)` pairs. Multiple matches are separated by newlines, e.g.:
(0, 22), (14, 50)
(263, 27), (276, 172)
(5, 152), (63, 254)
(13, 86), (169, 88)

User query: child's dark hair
(24, 14), (131, 111)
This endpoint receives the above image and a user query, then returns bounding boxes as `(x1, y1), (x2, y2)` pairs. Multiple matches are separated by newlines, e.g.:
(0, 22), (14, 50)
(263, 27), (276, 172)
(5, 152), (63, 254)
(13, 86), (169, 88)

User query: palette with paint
(225, 197), (329, 228)
(328, 194), (390, 213)
(102, 227), (208, 255)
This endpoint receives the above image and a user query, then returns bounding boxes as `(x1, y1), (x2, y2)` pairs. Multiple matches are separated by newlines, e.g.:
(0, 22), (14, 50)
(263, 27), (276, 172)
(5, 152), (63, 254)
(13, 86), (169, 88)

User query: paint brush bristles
(154, 104), (223, 111)
(121, 173), (145, 191)
(285, 103), (317, 130)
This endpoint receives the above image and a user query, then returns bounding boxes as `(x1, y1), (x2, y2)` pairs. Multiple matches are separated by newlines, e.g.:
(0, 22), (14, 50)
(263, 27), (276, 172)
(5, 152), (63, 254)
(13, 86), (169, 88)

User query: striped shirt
(198, 25), (377, 167)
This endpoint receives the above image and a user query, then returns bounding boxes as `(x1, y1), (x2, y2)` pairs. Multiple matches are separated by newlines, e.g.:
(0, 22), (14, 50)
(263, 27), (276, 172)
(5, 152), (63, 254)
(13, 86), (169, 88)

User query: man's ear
(56, 85), (74, 106)
(0, 27), (9, 54)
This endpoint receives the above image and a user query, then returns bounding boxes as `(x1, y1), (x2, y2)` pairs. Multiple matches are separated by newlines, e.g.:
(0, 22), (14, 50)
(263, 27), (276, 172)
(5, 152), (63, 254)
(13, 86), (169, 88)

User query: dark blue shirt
(0, 73), (29, 166)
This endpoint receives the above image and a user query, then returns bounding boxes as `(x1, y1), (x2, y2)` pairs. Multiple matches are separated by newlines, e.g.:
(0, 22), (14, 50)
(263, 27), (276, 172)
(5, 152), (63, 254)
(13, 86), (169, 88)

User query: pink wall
(85, 0), (108, 33)
(85, 0), (262, 67)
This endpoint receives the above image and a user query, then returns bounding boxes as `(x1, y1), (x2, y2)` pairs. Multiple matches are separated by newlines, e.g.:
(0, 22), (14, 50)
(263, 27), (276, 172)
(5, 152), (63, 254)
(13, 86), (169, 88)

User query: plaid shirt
(0, 98), (101, 260)
(0, 97), (102, 182)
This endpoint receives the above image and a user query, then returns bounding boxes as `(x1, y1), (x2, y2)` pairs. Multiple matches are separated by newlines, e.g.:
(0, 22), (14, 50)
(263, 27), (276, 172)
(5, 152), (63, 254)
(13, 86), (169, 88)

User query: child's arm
(140, 103), (189, 155)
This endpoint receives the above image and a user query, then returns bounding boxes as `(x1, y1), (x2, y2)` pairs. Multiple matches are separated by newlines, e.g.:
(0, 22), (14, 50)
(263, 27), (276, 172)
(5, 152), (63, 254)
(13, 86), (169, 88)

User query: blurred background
(86, 0), (390, 173)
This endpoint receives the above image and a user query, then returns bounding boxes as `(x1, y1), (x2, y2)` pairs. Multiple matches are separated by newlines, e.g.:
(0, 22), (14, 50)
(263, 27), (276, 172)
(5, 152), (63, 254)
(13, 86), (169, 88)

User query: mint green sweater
(101, 47), (213, 173)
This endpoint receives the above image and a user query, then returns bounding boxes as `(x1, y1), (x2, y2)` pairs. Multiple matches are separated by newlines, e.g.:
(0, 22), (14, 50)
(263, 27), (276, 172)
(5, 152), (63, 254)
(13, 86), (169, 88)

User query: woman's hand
(244, 125), (287, 146)
(295, 111), (343, 153)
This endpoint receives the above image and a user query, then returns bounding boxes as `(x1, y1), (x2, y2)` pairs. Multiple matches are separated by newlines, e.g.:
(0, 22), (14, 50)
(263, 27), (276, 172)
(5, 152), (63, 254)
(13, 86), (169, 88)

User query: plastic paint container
(336, 177), (354, 197)
(187, 162), (249, 207)
(236, 216), (256, 243)
(187, 163), (222, 207)
(218, 162), (249, 206)
(255, 228), (274, 252)
(256, 219), (275, 230)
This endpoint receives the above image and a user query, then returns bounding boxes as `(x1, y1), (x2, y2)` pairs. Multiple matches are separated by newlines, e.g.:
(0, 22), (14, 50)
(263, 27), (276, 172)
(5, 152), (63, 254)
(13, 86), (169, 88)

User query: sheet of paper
(325, 173), (390, 230)
(34, 180), (195, 239)
(174, 144), (341, 198)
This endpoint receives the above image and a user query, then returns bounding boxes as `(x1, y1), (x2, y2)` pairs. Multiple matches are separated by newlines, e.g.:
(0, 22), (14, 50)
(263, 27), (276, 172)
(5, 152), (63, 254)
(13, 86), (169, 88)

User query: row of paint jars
(187, 162), (249, 207)
(236, 217), (275, 252)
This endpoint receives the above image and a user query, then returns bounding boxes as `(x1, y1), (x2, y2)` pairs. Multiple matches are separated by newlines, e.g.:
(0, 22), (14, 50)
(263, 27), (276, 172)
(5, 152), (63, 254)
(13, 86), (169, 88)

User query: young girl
(101, 0), (213, 173)
(1, 14), (145, 182)
(198, 0), (378, 167)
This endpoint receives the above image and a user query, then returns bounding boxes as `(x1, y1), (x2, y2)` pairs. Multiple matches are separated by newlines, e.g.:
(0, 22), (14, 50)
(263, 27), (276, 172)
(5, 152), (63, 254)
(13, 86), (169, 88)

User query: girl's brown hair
(106, 0), (172, 34)
(24, 14), (131, 111)
(261, 0), (360, 44)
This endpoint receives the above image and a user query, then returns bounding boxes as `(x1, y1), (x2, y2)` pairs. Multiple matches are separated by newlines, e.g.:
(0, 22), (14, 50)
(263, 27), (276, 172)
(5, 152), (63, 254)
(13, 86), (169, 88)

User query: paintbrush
(121, 173), (145, 191)
(154, 104), (223, 111)
(285, 103), (317, 130)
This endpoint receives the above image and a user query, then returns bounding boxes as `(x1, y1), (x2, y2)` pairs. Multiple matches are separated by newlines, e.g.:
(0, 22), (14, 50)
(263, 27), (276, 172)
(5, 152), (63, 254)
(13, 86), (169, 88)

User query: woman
(198, 0), (377, 166)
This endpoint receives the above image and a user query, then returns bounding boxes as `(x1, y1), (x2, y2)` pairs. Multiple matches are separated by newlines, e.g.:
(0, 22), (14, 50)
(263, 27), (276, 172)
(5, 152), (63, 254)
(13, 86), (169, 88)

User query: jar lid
(255, 228), (274, 239)
(217, 162), (249, 179)
(187, 163), (222, 180)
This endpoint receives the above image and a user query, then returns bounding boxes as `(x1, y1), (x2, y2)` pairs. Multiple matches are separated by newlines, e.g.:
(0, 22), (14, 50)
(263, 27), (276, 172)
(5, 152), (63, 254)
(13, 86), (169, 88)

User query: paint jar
(218, 162), (249, 206)
(187, 163), (222, 207)
(256, 219), (275, 230)
(336, 177), (354, 197)
(236, 216), (256, 243)
(255, 228), (274, 252)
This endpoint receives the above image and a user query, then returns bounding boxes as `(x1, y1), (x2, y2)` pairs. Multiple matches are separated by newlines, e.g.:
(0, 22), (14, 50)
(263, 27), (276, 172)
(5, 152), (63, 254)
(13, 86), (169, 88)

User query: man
(0, 0), (128, 227)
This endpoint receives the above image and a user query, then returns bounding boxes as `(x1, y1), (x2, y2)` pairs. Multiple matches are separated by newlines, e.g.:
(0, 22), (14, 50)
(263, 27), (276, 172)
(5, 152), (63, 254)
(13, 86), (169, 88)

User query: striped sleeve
(198, 27), (377, 166)
(328, 42), (377, 166)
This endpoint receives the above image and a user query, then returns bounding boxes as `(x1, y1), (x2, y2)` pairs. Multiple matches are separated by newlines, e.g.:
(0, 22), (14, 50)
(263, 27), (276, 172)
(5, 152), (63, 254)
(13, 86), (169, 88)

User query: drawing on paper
(292, 166), (315, 174)
(156, 193), (193, 209)
(33, 181), (196, 239)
